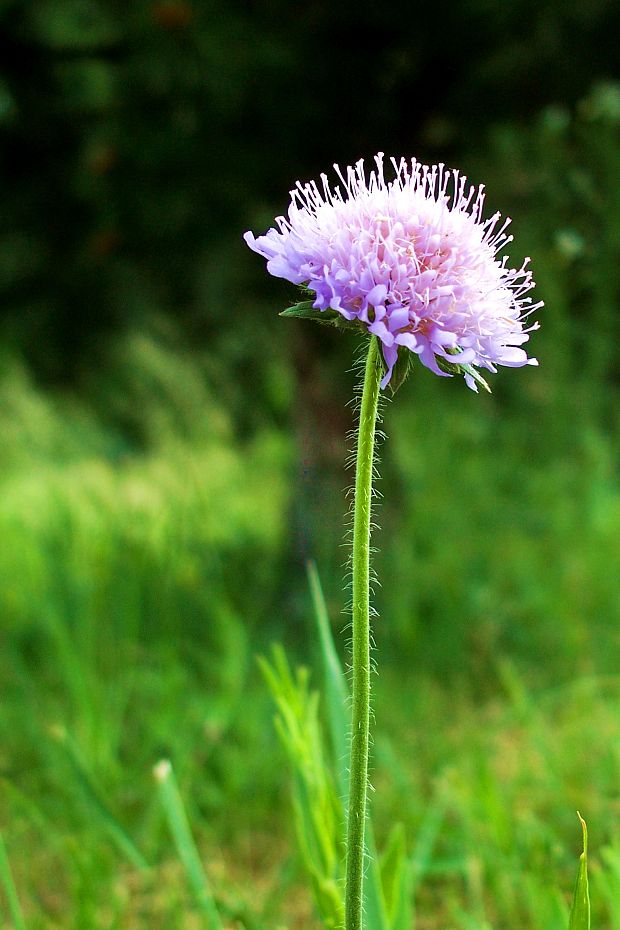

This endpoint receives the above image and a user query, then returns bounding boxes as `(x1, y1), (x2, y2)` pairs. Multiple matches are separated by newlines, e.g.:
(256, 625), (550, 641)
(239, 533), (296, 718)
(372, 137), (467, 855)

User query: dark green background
(1, 0), (618, 378)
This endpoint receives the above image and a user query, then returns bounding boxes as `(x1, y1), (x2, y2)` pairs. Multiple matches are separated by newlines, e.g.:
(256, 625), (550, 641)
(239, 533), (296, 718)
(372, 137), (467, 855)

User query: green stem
(345, 336), (382, 930)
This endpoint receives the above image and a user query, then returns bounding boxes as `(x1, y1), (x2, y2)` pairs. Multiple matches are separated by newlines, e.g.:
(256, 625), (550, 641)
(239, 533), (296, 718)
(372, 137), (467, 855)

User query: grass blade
(410, 790), (448, 891)
(154, 759), (223, 930)
(365, 819), (390, 930)
(306, 561), (389, 930)
(51, 725), (149, 871)
(259, 646), (345, 929)
(306, 559), (349, 802)
(380, 822), (410, 930)
(569, 812), (590, 930)
(383, 790), (447, 930)
(0, 831), (27, 930)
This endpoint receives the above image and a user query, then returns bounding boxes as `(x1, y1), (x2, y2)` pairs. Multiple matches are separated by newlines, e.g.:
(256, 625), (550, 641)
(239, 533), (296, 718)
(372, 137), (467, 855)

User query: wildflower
(244, 154), (542, 391)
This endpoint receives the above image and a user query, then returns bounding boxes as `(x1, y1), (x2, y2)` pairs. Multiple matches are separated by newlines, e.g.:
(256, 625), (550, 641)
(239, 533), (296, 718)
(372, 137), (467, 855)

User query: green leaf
(569, 813), (590, 930)
(154, 760), (224, 930)
(365, 820), (391, 930)
(280, 301), (363, 333)
(51, 725), (149, 871)
(259, 646), (345, 930)
(304, 563), (390, 930)
(437, 351), (492, 393)
(306, 560), (349, 802)
(383, 788), (448, 930)
(0, 833), (26, 930)
(380, 823), (409, 925)
(460, 363), (492, 394)
(409, 790), (448, 892)
(279, 299), (316, 317)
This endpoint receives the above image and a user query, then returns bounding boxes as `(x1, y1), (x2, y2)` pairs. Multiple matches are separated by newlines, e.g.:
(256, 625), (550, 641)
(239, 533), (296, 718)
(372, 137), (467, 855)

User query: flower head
(245, 154), (542, 390)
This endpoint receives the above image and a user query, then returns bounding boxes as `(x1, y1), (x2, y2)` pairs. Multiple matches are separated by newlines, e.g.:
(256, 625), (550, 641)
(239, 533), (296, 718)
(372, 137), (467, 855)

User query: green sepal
(436, 353), (492, 393)
(374, 342), (413, 396)
(461, 363), (492, 393)
(386, 346), (414, 396)
(279, 301), (364, 333)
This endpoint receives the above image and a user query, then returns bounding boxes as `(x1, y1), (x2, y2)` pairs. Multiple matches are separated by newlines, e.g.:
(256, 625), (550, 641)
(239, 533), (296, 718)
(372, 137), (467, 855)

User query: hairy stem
(345, 336), (382, 930)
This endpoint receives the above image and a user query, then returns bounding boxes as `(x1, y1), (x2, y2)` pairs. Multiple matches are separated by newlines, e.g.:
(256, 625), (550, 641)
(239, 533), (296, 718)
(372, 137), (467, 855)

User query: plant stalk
(344, 336), (382, 930)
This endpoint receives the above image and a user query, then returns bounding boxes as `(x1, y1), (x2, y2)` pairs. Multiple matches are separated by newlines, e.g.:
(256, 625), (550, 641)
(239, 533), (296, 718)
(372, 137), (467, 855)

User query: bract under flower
(244, 154), (542, 390)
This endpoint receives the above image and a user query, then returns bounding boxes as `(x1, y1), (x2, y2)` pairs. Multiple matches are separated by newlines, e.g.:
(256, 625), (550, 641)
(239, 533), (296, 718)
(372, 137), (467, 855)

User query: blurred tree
(0, 0), (618, 384)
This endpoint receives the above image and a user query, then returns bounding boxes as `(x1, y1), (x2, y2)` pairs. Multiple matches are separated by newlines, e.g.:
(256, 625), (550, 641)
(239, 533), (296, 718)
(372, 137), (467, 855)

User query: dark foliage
(1, 0), (618, 383)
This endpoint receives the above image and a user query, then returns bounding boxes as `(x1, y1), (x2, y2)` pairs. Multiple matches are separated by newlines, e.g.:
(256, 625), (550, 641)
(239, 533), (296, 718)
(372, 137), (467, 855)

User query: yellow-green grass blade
(569, 813), (590, 930)
(365, 819), (391, 930)
(380, 822), (412, 930)
(259, 647), (345, 929)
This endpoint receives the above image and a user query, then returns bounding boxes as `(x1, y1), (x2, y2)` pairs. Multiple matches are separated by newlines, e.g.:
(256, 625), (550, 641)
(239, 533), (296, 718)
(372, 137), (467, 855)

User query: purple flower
(245, 154), (542, 390)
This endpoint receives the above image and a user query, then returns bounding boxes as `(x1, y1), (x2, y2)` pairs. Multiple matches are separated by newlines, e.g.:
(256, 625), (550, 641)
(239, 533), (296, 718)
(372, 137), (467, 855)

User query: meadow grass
(3, 86), (620, 929)
(2, 341), (620, 929)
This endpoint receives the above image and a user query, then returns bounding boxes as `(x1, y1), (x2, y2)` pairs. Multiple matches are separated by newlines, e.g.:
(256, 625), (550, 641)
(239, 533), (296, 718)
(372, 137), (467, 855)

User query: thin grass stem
(154, 759), (223, 930)
(0, 832), (27, 930)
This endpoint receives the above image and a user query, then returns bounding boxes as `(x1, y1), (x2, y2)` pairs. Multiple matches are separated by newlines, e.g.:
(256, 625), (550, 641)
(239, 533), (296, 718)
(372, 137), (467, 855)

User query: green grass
(0, 340), (295, 928)
(2, 333), (620, 929)
(3, 86), (620, 929)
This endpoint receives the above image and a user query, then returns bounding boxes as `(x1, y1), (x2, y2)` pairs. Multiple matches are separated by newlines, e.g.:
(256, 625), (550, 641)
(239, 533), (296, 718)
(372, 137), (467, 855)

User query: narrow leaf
(365, 820), (391, 930)
(387, 790), (447, 930)
(51, 725), (149, 870)
(154, 760), (223, 930)
(569, 812), (590, 930)
(280, 302), (363, 332)
(0, 832), (26, 930)
(409, 791), (447, 891)
(380, 822), (409, 925)
(437, 351), (492, 393)
(279, 300), (318, 317)
(460, 363), (492, 394)
(306, 560), (349, 802)
(259, 647), (345, 930)
(305, 562), (389, 930)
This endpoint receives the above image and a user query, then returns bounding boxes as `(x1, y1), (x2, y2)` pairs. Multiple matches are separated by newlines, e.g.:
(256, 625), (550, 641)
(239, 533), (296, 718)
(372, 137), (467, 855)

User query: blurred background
(2, 1), (620, 928)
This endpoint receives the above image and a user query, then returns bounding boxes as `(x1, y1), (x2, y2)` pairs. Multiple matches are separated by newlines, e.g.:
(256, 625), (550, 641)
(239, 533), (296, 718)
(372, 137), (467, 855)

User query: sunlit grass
(2, 330), (620, 928)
